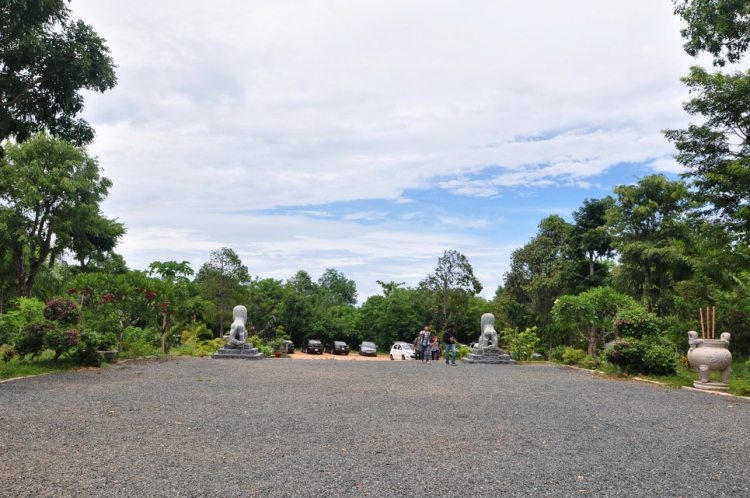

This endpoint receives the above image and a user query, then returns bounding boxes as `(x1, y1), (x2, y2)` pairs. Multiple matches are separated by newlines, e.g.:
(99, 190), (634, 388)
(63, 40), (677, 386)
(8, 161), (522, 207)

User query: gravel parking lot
(1, 357), (749, 497)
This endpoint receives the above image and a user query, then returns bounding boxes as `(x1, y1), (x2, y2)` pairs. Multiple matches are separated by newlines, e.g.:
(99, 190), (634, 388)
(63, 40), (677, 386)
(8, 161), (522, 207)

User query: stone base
(211, 344), (264, 360)
(462, 348), (516, 365)
(693, 381), (729, 391)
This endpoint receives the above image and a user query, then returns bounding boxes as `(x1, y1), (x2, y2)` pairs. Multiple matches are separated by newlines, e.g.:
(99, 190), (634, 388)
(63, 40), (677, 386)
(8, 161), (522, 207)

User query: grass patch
(0, 350), (92, 379)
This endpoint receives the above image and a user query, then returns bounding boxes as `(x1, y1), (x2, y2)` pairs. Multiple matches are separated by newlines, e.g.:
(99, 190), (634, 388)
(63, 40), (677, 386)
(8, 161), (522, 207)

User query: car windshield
(362, 342), (375, 348)
(402, 344), (413, 350)
(309, 341), (321, 345)
(334, 342), (346, 346)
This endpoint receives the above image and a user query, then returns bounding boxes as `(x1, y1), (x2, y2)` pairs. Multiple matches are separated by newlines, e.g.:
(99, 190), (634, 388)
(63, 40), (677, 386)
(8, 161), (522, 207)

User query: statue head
(481, 313), (495, 332)
(232, 305), (247, 323)
(720, 332), (731, 343)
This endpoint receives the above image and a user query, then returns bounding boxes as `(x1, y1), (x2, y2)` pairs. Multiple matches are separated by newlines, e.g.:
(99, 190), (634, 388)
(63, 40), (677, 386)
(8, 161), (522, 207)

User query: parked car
(358, 341), (377, 356)
(325, 341), (350, 355)
(390, 342), (415, 360)
(300, 339), (324, 354)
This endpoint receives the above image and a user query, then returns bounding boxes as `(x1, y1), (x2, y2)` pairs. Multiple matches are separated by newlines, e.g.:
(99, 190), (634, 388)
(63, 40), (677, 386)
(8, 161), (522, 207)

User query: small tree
(552, 287), (634, 357)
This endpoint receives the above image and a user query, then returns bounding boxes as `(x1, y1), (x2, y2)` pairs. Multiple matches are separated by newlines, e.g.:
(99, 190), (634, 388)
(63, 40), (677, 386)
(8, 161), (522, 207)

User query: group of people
(414, 324), (457, 365)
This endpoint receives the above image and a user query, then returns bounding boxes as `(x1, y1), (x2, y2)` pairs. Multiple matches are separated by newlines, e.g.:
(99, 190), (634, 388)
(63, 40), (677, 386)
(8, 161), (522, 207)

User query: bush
(604, 337), (677, 376)
(562, 347), (591, 365)
(0, 297), (46, 346)
(614, 306), (661, 340)
(44, 328), (80, 361)
(505, 327), (540, 361)
(549, 345), (567, 361)
(43, 299), (81, 326)
(14, 322), (53, 359)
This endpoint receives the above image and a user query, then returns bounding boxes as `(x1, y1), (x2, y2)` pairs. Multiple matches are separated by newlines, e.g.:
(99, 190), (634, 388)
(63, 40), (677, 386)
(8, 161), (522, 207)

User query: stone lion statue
(477, 313), (499, 350)
(226, 305), (248, 347)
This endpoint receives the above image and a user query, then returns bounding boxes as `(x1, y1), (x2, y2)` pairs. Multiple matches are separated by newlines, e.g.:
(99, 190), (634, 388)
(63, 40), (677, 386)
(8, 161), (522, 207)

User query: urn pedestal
(687, 331), (732, 391)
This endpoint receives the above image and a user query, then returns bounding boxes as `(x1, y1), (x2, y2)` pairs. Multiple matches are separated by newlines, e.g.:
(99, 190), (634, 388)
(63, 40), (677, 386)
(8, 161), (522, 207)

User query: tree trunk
(160, 312), (168, 354)
(587, 326), (598, 357)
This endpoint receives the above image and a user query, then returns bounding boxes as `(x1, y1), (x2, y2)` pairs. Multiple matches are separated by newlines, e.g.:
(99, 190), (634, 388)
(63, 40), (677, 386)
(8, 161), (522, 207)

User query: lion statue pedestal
(462, 313), (516, 365)
(211, 305), (263, 360)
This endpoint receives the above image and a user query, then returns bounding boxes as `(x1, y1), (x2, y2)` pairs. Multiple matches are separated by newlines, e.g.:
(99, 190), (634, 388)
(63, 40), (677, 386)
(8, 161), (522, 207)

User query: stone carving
(687, 330), (732, 390)
(463, 313), (515, 364)
(477, 313), (499, 350)
(226, 305), (248, 348)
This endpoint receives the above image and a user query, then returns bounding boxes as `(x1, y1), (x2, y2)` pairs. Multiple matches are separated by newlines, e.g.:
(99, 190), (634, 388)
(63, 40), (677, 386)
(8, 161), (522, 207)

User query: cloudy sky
(69, 0), (721, 301)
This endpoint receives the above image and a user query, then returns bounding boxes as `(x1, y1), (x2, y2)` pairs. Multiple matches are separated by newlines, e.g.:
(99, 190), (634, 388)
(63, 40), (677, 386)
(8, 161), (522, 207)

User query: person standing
(419, 325), (431, 364)
(443, 323), (457, 365)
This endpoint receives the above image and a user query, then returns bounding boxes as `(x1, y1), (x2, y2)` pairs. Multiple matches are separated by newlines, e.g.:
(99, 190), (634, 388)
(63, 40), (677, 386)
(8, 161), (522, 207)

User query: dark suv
(300, 339), (324, 354)
(325, 341), (350, 355)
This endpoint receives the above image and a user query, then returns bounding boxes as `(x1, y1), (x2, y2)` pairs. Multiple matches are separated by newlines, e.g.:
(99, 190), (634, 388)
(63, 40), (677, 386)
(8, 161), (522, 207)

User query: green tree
(278, 270), (317, 343)
(0, 134), (116, 297)
(552, 287), (635, 357)
(357, 286), (428, 349)
(0, 0), (117, 150)
(195, 248), (249, 337)
(567, 197), (614, 292)
(502, 215), (573, 340)
(147, 261), (194, 353)
(606, 175), (695, 315)
(673, 0), (750, 66)
(420, 250), (482, 334)
(246, 277), (284, 338)
(664, 66), (750, 239)
(317, 268), (357, 306)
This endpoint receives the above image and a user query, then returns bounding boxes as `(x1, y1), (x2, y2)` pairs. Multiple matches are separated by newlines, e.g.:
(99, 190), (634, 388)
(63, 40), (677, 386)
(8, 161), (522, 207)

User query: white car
(390, 342), (415, 360)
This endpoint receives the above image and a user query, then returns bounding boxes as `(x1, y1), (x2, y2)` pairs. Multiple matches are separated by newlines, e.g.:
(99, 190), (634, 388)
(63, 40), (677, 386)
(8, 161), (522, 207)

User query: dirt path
(287, 351), (393, 361)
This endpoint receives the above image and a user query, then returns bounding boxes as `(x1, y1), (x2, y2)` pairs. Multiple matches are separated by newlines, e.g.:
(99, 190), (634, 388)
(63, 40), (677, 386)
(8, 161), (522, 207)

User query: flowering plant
(44, 328), (81, 361)
(43, 299), (81, 326)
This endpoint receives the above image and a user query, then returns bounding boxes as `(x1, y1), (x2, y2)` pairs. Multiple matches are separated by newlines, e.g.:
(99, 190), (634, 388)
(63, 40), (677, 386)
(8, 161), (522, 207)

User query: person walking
(418, 325), (431, 364)
(443, 323), (457, 365)
(431, 336), (440, 361)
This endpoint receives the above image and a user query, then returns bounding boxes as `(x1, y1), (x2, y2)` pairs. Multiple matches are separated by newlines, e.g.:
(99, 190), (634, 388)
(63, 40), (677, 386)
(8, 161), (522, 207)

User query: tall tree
(673, 0), (750, 66)
(568, 197), (614, 291)
(0, 0), (117, 151)
(0, 134), (116, 297)
(606, 175), (695, 315)
(317, 268), (357, 307)
(664, 66), (750, 239)
(503, 215), (573, 338)
(195, 248), (249, 337)
(420, 250), (482, 334)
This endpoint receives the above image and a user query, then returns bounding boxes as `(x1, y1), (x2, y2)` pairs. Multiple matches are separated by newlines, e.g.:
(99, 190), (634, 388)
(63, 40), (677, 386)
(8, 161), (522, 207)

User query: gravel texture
(1, 357), (749, 497)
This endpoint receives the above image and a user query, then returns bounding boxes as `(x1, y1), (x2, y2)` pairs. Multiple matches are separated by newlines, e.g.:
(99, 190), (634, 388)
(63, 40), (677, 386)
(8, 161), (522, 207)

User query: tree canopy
(0, 0), (117, 150)
(673, 0), (750, 66)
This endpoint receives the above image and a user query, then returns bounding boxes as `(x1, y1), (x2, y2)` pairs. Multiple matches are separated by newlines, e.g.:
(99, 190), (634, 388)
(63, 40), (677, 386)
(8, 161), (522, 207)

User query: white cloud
(67, 0), (708, 300)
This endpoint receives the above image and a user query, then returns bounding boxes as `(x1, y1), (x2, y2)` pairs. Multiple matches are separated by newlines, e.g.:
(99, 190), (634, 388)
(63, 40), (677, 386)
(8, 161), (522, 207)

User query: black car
(358, 341), (377, 356)
(266, 339), (295, 354)
(300, 339), (324, 354)
(325, 341), (350, 355)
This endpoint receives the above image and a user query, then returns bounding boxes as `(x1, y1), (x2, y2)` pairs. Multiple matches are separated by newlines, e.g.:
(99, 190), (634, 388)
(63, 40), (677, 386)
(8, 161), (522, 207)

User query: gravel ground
(1, 357), (749, 498)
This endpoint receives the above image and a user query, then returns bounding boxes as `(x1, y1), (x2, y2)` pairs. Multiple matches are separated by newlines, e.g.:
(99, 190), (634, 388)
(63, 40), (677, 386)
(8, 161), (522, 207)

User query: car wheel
(402, 354), (405, 360)
(390, 354), (394, 360)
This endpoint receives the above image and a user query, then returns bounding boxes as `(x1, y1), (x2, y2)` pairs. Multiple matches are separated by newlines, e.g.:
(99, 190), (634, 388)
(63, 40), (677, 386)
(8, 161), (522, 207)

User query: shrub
(604, 337), (677, 376)
(44, 328), (81, 361)
(614, 306), (661, 340)
(505, 327), (540, 361)
(14, 322), (54, 359)
(0, 297), (46, 346)
(562, 347), (590, 365)
(549, 345), (567, 361)
(43, 299), (81, 326)
(1, 346), (16, 363)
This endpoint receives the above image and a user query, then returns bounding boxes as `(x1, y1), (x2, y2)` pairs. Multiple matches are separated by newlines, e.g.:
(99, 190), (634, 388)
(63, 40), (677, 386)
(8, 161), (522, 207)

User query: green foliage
(14, 321), (53, 359)
(665, 66), (750, 239)
(614, 305), (662, 339)
(0, 297), (45, 344)
(0, 0), (117, 147)
(1, 346), (16, 363)
(43, 328), (80, 361)
(505, 327), (540, 361)
(195, 247), (249, 337)
(119, 326), (160, 357)
(604, 337), (678, 376)
(673, 0), (750, 66)
(549, 345), (567, 361)
(0, 135), (116, 297)
(562, 347), (592, 366)
(420, 250), (482, 334)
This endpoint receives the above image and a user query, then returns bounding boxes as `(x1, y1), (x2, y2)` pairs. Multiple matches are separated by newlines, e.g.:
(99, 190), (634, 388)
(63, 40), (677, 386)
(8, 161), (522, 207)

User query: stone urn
(687, 331), (732, 391)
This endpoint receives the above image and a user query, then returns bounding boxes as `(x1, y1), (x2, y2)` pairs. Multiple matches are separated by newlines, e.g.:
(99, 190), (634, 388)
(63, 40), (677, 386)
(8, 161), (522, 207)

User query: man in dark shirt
(443, 324), (457, 365)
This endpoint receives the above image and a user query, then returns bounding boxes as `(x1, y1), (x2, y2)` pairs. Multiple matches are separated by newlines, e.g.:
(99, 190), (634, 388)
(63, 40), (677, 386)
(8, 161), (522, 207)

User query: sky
(67, 0), (724, 302)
